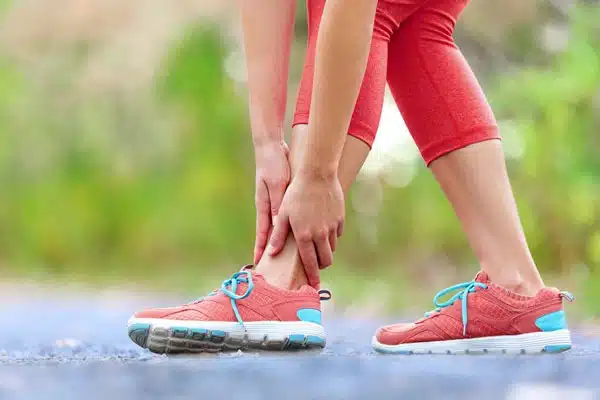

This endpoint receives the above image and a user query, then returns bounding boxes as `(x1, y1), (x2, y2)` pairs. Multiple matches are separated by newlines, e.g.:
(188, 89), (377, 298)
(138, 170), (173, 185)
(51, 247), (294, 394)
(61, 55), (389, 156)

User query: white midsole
(128, 317), (326, 341)
(372, 329), (572, 353)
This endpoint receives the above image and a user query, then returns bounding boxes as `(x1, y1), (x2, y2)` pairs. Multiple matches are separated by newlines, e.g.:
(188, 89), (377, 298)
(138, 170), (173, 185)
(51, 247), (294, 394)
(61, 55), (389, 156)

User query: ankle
(487, 272), (543, 296)
(261, 274), (303, 291)
(501, 280), (540, 297)
(255, 256), (308, 291)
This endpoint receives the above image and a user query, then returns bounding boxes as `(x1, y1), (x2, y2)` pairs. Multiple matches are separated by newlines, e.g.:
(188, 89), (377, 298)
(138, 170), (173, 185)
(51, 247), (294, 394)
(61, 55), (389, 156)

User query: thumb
(268, 213), (290, 256)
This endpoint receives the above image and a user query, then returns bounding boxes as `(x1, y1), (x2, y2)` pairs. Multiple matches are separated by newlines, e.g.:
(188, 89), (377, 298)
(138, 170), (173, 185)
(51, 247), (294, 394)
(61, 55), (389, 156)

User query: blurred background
(0, 0), (598, 318)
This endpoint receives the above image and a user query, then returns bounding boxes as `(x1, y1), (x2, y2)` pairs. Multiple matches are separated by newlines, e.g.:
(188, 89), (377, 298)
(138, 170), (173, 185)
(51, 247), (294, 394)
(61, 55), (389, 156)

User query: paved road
(1, 284), (599, 400)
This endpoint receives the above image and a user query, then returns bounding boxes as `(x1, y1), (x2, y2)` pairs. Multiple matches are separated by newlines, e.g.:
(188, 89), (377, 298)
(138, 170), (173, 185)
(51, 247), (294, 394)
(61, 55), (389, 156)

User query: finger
(254, 210), (271, 264)
(268, 213), (290, 256)
(329, 228), (338, 253)
(296, 235), (320, 284)
(305, 262), (321, 290)
(267, 181), (286, 218)
(254, 243), (265, 265)
(254, 223), (269, 264)
(254, 182), (271, 264)
(315, 235), (333, 269)
(337, 220), (345, 237)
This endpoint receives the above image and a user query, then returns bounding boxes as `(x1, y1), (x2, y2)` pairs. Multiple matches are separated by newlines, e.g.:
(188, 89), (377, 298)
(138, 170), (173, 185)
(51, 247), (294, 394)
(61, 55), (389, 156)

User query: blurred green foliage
(0, 26), (256, 280)
(0, 4), (598, 314)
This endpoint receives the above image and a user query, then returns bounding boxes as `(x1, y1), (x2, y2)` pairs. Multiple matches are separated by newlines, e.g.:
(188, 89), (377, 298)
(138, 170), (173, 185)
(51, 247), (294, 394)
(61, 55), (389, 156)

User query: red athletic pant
(293, 0), (500, 165)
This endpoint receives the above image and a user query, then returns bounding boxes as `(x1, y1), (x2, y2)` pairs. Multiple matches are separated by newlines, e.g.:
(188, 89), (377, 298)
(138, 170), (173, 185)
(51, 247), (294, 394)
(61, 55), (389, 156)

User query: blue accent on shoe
(306, 335), (325, 346)
(374, 347), (412, 355)
(128, 323), (150, 348)
(535, 310), (567, 332)
(543, 344), (571, 353)
(424, 280), (488, 336)
(297, 308), (322, 325)
(288, 334), (305, 343)
(191, 328), (208, 335)
(128, 322), (150, 334)
(211, 330), (226, 337)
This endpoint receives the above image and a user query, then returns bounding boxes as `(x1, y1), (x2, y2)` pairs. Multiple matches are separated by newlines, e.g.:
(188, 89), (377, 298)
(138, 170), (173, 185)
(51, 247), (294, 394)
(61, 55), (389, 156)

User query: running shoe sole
(128, 318), (326, 354)
(372, 329), (572, 355)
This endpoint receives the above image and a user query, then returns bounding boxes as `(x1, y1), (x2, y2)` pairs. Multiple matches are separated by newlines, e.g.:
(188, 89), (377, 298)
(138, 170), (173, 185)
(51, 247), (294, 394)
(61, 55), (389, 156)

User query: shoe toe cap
(375, 323), (417, 345)
(376, 323), (445, 346)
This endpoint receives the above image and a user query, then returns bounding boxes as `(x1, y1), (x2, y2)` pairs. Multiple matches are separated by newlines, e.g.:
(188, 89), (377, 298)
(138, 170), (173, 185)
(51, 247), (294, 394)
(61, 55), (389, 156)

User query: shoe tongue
(249, 271), (265, 283)
(474, 270), (490, 284)
(236, 265), (266, 286)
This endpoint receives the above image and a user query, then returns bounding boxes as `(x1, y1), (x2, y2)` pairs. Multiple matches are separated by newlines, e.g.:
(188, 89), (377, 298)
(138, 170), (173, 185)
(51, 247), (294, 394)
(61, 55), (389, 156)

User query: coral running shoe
(373, 272), (574, 355)
(127, 266), (330, 354)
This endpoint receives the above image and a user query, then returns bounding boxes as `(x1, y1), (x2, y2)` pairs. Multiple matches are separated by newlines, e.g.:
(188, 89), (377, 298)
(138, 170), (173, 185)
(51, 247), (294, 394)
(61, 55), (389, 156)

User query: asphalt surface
(1, 284), (600, 400)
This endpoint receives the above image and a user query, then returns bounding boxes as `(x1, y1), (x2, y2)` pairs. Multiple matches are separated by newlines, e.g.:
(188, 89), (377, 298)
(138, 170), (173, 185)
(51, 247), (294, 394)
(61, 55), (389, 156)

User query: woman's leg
(386, 0), (543, 295)
(430, 142), (544, 294)
(254, 127), (370, 289)
(373, 1), (571, 354)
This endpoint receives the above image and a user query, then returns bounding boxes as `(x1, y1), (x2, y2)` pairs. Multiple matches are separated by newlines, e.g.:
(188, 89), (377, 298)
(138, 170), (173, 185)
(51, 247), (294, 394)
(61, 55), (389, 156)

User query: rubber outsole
(128, 322), (326, 354)
(372, 344), (572, 355)
(372, 329), (572, 355)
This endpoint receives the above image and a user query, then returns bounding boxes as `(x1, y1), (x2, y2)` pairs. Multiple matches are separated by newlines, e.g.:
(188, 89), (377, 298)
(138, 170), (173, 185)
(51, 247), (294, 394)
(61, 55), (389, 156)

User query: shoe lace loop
(219, 270), (255, 329)
(559, 291), (574, 302)
(424, 280), (488, 336)
(318, 289), (332, 301)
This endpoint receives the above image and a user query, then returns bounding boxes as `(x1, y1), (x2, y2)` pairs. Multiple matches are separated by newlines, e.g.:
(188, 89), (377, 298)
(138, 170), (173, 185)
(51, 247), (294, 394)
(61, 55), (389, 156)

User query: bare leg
(430, 140), (544, 296)
(255, 125), (370, 289)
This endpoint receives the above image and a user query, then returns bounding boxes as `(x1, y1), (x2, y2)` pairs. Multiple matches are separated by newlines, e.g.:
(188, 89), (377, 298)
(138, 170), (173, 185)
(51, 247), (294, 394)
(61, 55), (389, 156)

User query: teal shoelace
(192, 270), (255, 329)
(424, 280), (488, 336)
(220, 270), (255, 328)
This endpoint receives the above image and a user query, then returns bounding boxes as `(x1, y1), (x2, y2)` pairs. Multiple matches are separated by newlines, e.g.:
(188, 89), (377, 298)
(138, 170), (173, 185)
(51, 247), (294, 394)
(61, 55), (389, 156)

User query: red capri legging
(293, 0), (501, 165)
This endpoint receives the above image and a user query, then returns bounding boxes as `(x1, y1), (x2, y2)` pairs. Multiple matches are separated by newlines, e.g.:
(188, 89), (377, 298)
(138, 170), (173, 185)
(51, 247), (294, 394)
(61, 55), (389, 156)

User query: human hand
(268, 170), (344, 288)
(253, 140), (291, 264)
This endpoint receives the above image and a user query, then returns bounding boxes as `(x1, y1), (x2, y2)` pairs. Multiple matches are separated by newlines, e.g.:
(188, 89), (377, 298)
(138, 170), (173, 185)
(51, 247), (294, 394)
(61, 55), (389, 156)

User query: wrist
(297, 164), (337, 182)
(298, 149), (338, 181)
(252, 134), (284, 149)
